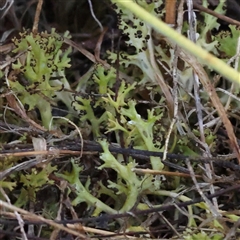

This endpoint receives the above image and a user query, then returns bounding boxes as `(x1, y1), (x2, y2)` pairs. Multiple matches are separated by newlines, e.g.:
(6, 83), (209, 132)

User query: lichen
(9, 29), (72, 128)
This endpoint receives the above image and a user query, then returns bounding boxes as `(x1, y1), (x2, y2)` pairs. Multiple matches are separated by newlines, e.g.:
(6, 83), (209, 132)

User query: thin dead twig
(32, 0), (43, 34)
(0, 0), (14, 19)
(193, 2), (240, 27)
(163, 0), (184, 161)
(132, 168), (202, 179)
(0, 188), (28, 240)
(177, 48), (240, 163)
(87, 0), (103, 32)
(94, 27), (108, 63)
(0, 200), (88, 239)
(187, 0), (218, 209)
(186, 159), (221, 217)
(64, 37), (134, 83)
(5, 93), (46, 132)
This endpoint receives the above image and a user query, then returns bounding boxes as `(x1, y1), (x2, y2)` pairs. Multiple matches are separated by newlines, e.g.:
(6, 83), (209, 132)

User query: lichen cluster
(1, 0), (240, 238)
(69, 62), (166, 217)
(9, 29), (72, 128)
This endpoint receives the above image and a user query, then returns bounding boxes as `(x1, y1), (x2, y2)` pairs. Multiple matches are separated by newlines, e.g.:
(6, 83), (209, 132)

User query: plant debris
(1, 0), (240, 239)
